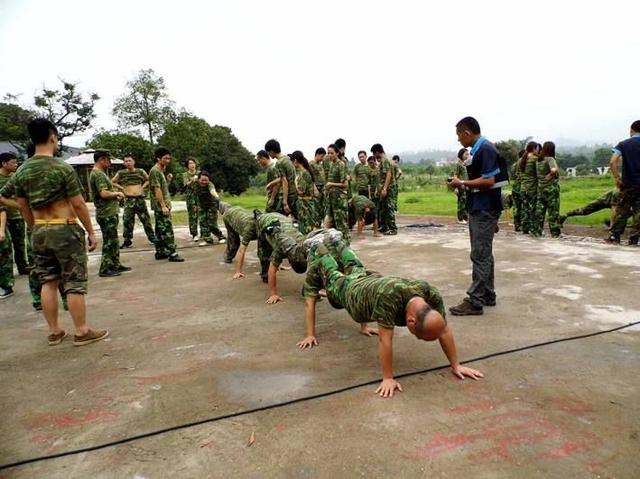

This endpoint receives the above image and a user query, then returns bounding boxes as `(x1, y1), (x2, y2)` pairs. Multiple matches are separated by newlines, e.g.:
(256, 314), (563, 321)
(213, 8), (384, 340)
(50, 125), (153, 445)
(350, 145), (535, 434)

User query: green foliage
(592, 147), (612, 167)
(159, 112), (258, 195)
(32, 80), (99, 147)
(495, 139), (520, 166)
(86, 131), (155, 170)
(0, 100), (34, 155)
(112, 69), (176, 144)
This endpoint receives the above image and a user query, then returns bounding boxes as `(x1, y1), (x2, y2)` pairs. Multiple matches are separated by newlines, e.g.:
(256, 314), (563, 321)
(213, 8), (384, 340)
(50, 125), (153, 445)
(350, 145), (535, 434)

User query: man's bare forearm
(17, 198), (34, 226)
(378, 327), (394, 379)
(154, 187), (166, 208)
(0, 197), (20, 209)
(282, 178), (289, 204)
(304, 297), (317, 337)
(268, 263), (279, 296)
(235, 245), (247, 275)
(73, 201), (96, 235)
(438, 326), (460, 368)
(383, 171), (392, 190)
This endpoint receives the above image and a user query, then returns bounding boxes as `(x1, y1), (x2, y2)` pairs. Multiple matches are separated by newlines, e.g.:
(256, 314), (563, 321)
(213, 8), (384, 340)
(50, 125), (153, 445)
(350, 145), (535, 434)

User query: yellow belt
(33, 218), (78, 225)
(298, 196), (313, 200)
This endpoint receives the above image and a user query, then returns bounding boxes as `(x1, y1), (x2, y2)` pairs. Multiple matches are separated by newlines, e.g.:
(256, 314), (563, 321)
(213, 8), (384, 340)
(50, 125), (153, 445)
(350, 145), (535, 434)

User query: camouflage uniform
(256, 212), (308, 279)
(0, 172), (28, 272)
(26, 227), (67, 309)
(12, 155), (88, 294)
(392, 162), (401, 212)
(183, 171), (200, 237)
(325, 159), (351, 243)
(90, 168), (122, 273)
(378, 155), (397, 233)
(532, 156), (560, 237)
(354, 163), (370, 198)
(310, 160), (326, 224)
(303, 241), (446, 329)
(195, 182), (225, 242)
(520, 154), (538, 234)
(510, 162), (523, 231)
(454, 160), (468, 222)
(222, 206), (257, 263)
(149, 164), (176, 257)
(295, 169), (317, 235)
(265, 164), (281, 213)
(116, 168), (155, 244)
(565, 190), (619, 218)
(0, 209), (14, 290)
(349, 195), (376, 229)
(368, 165), (381, 223)
(275, 155), (298, 218)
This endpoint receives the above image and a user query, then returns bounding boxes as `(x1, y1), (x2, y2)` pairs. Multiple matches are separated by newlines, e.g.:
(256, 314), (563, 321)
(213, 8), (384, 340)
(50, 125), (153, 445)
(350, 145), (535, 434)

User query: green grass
(171, 177), (616, 227)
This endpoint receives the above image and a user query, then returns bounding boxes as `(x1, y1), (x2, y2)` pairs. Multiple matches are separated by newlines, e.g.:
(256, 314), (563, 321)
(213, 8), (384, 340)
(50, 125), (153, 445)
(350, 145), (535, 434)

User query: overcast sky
(0, 0), (637, 157)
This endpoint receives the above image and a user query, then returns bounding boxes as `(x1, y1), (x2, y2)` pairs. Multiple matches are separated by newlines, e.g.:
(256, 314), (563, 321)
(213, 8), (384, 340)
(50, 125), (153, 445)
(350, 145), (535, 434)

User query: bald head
(406, 298), (446, 341)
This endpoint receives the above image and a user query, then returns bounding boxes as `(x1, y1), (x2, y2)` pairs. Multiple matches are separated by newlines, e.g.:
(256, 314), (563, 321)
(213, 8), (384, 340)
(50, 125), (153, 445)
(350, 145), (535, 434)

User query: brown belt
(33, 218), (78, 225)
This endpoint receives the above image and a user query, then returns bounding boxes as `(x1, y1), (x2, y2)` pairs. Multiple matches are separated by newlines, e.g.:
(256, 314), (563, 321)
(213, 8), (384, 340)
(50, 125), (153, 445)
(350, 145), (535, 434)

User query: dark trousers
(610, 185), (640, 239)
(467, 210), (500, 308)
(8, 218), (28, 271)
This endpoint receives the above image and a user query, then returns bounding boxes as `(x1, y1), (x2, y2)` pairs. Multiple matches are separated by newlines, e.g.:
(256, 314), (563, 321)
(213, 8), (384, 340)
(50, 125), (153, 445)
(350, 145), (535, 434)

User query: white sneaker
(192, 236), (198, 242)
(199, 241), (208, 247)
(219, 238), (226, 244)
(303, 234), (326, 250)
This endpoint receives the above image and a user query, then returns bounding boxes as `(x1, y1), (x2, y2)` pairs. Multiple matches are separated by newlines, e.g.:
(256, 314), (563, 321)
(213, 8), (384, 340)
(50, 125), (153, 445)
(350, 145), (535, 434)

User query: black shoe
(223, 257), (233, 264)
(558, 215), (568, 227)
(0, 287), (14, 300)
(155, 253), (169, 260)
(383, 230), (397, 236)
(481, 297), (497, 307)
(605, 235), (620, 244)
(117, 265), (132, 272)
(33, 302), (42, 311)
(449, 298), (483, 316)
(121, 240), (133, 248)
(168, 254), (185, 262)
(18, 268), (30, 275)
(99, 270), (122, 277)
(629, 236), (639, 246)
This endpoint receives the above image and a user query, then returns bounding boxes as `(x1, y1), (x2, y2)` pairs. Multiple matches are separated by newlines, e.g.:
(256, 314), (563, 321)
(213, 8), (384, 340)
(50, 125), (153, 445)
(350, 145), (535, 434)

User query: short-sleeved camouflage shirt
(378, 156), (396, 188)
(275, 155), (297, 203)
(353, 163), (370, 191)
(454, 161), (468, 181)
(12, 155), (83, 209)
(536, 156), (559, 191)
(296, 169), (314, 197)
(89, 168), (119, 219)
(115, 168), (147, 187)
(351, 195), (376, 221)
(0, 172), (22, 220)
(368, 167), (380, 198)
(310, 161), (325, 186)
(149, 164), (171, 211)
(520, 154), (538, 193)
(224, 206), (257, 246)
(327, 159), (347, 184)
(256, 212), (301, 265)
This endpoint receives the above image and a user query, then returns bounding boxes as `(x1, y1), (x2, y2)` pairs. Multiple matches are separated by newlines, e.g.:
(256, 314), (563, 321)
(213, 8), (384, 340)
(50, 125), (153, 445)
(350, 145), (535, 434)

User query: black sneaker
(223, 257), (233, 264)
(0, 287), (14, 300)
(558, 215), (567, 227)
(605, 235), (620, 244)
(121, 240), (133, 248)
(117, 265), (132, 272)
(629, 236), (639, 246)
(168, 254), (185, 262)
(18, 268), (30, 276)
(155, 253), (169, 260)
(481, 297), (497, 307)
(384, 230), (397, 236)
(33, 302), (42, 311)
(449, 298), (483, 316)
(99, 270), (122, 277)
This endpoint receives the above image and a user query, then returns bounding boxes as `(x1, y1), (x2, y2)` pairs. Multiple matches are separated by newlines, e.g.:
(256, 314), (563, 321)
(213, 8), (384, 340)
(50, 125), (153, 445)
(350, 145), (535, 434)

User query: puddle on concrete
(541, 285), (583, 301)
(566, 264), (599, 275)
(584, 305), (640, 331)
(220, 371), (310, 405)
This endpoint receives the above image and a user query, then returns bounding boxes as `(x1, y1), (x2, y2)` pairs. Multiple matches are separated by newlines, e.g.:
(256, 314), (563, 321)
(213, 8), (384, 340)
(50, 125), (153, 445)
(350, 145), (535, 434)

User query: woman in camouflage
(533, 141), (561, 237)
(182, 158), (200, 241)
(291, 151), (318, 235)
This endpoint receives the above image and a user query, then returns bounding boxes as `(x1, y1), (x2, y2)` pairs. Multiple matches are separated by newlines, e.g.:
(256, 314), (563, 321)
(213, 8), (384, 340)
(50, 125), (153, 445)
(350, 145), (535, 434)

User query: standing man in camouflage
(112, 154), (156, 248)
(257, 150), (280, 213)
(354, 150), (370, 198)
(510, 150), (524, 232)
(372, 144), (397, 235)
(532, 142), (561, 238)
(90, 151), (131, 277)
(335, 139), (352, 200)
(183, 158), (200, 241)
(265, 139), (297, 218)
(391, 155), (402, 212)
(297, 234), (483, 397)
(12, 118), (109, 346)
(609, 120), (640, 246)
(324, 144), (350, 243)
(219, 202), (257, 279)
(0, 153), (28, 274)
(518, 142), (540, 235)
(149, 147), (184, 262)
(453, 149), (469, 224)
(195, 171), (226, 245)
(310, 147), (327, 224)
(0, 205), (14, 299)
(368, 156), (380, 221)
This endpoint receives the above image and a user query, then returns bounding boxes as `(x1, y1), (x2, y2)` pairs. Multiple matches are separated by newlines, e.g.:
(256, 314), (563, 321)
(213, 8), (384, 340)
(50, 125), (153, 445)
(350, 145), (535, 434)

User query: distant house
(595, 166), (610, 176)
(0, 141), (82, 159)
(566, 167), (577, 177)
(66, 150), (123, 199)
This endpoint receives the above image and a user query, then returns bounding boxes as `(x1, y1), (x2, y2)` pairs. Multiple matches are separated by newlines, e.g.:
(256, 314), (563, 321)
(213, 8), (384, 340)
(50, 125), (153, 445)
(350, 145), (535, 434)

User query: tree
(0, 100), (35, 155)
(424, 164), (436, 179)
(86, 131), (155, 171)
(592, 147), (612, 167)
(159, 112), (258, 195)
(33, 80), (100, 148)
(112, 69), (175, 144)
(495, 139), (520, 167)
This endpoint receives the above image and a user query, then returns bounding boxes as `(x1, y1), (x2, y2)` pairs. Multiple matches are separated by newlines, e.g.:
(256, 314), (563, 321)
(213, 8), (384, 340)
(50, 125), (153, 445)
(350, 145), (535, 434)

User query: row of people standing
(511, 141), (561, 237)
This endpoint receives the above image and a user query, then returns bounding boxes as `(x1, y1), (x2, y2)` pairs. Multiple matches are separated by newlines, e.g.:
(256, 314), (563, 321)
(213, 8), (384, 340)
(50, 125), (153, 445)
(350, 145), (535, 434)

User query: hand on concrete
(452, 365), (484, 381)
(360, 325), (379, 337)
(232, 272), (245, 279)
(297, 336), (318, 349)
(266, 294), (284, 304)
(376, 378), (402, 398)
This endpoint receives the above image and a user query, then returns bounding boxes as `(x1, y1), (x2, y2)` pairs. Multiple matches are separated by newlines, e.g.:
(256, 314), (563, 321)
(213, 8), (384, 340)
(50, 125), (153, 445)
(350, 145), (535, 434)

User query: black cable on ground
(1, 320), (638, 471)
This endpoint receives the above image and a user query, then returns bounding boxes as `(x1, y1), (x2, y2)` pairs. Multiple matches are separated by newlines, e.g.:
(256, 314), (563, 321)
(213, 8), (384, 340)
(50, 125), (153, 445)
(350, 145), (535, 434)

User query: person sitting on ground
(220, 202), (258, 279)
(194, 172), (226, 246)
(297, 231), (483, 398)
(348, 194), (379, 239)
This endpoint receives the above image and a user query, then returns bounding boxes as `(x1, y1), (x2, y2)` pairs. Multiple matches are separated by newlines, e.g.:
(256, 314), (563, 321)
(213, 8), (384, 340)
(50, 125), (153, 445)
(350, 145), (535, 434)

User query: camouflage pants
(520, 190), (538, 234)
(0, 227), (14, 289)
(186, 193), (199, 237)
(566, 197), (612, 218)
(275, 196), (298, 220)
(199, 207), (225, 241)
(123, 197), (156, 243)
(265, 194), (281, 213)
(511, 189), (523, 231)
(324, 190), (350, 243)
(392, 185), (399, 212)
(97, 215), (121, 273)
(257, 219), (309, 279)
(533, 186), (560, 237)
(154, 211), (177, 256)
(296, 198), (318, 235)
(456, 190), (468, 222)
(26, 228), (67, 307)
(315, 186), (325, 225)
(379, 190), (397, 233)
(610, 185), (640, 240)
(223, 219), (242, 263)
(8, 218), (28, 271)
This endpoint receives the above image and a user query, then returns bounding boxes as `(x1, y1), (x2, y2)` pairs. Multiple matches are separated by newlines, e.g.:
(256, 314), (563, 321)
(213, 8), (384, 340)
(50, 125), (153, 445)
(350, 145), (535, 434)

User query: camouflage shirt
(510, 163), (521, 190)
(195, 182), (218, 210)
(183, 171), (199, 197)
(114, 168), (147, 187)
(296, 169), (314, 197)
(310, 161), (325, 186)
(223, 206), (257, 246)
(351, 195), (376, 221)
(275, 155), (297, 203)
(378, 155), (396, 188)
(368, 167), (380, 198)
(536, 156), (559, 191)
(327, 159), (347, 191)
(454, 161), (468, 181)
(89, 168), (119, 218)
(149, 164), (171, 211)
(520, 154), (538, 193)
(256, 212), (302, 266)
(0, 172), (22, 220)
(12, 155), (83, 209)
(353, 163), (370, 191)
(322, 157), (332, 184)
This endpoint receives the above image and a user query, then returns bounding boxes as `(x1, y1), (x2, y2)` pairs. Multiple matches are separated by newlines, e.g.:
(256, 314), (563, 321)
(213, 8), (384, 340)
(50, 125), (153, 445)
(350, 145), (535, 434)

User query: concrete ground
(0, 217), (639, 478)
